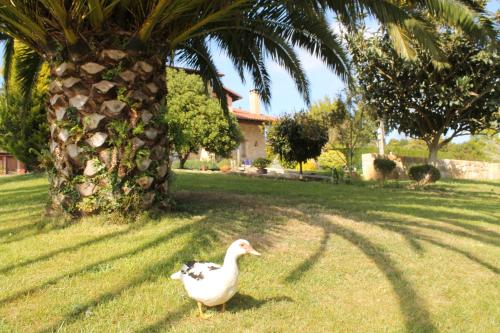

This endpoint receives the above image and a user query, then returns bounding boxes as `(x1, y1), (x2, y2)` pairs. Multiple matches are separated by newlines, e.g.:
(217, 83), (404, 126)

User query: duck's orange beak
(245, 244), (261, 256)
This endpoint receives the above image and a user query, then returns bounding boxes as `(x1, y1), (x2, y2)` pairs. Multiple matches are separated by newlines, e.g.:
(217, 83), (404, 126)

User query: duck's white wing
(179, 261), (222, 281)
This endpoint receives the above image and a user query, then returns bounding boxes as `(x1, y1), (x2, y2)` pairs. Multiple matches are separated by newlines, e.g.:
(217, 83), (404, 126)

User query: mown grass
(0, 172), (499, 333)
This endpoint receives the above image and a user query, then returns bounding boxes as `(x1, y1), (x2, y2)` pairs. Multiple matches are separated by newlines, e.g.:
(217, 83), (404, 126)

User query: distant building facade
(197, 87), (276, 166)
(0, 150), (26, 175)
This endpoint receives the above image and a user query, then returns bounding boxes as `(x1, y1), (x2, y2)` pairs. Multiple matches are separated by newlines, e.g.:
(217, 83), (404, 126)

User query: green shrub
(318, 150), (346, 170)
(171, 159), (219, 171)
(0, 89), (49, 170)
(294, 159), (317, 171)
(218, 159), (232, 172)
(186, 160), (219, 171)
(217, 159), (232, 168)
(374, 158), (396, 182)
(408, 164), (441, 185)
(252, 158), (271, 169)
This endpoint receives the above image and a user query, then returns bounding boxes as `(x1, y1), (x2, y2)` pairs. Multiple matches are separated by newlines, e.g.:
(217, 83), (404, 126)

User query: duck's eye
(239, 243), (245, 247)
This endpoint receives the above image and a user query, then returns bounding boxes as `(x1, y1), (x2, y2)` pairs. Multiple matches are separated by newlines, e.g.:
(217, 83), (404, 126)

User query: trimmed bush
(374, 158), (396, 182)
(252, 158), (271, 169)
(408, 164), (441, 185)
(172, 159), (219, 171)
(217, 159), (232, 173)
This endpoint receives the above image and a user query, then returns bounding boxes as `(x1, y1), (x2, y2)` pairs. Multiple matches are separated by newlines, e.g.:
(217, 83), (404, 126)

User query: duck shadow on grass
(227, 293), (293, 312)
(135, 294), (293, 333)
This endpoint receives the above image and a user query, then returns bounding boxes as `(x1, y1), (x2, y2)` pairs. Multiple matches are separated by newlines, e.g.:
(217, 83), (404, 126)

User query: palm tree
(0, 1), (489, 216)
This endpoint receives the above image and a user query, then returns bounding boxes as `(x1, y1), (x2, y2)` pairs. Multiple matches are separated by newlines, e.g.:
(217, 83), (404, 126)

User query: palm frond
(14, 43), (43, 98)
(87, 0), (105, 30)
(0, 35), (14, 91)
(176, 39), (228, 112)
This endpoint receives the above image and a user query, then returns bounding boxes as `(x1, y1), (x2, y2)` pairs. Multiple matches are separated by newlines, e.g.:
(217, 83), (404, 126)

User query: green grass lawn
(0, 173), (499, 333)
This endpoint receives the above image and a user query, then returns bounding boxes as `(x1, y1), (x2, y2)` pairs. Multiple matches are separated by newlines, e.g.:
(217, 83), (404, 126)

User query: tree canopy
(0, 1), (493, 103)
(351, 23), (499, 162)
(165, 68), (242, 167)
(308, 95), (377, 177)
(268, 111), (328, 177)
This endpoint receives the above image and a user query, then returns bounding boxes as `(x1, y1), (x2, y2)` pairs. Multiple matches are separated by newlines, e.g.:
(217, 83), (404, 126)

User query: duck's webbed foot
(221, 303), (225, 313)
(197, 302), (213, 319)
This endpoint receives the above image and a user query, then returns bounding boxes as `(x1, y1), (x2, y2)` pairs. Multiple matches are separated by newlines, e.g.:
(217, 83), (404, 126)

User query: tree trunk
(46, 49), (170, 216)
(346, 147), (354, 184)
(377, 116), (386, 156)
(299, 161), (303, 180)
(427, 140), (440, 165)
(179, 153), (190, 169)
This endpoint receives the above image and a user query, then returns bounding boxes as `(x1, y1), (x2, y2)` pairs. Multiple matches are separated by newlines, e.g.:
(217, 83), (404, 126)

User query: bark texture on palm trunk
(46, 49), (170, 215)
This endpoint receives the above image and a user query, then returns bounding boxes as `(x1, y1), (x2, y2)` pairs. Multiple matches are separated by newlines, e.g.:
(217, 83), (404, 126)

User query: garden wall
(362, 153), (500, 181)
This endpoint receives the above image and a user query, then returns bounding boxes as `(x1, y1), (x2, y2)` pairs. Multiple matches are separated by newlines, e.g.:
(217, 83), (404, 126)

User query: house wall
(0, 153), (26, 175)
(235, 121), (266, 163)
(362, 153), (500, 181)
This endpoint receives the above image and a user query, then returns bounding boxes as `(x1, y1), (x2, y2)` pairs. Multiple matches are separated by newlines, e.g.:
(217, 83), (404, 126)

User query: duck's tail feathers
(170, 271), (182, 280)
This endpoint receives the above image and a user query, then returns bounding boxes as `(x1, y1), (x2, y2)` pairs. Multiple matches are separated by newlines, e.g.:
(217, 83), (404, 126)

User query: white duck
(170, 239), (260, 317)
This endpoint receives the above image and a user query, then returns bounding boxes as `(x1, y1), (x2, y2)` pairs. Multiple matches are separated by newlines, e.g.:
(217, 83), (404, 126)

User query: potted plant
(252, 158), (271, 174)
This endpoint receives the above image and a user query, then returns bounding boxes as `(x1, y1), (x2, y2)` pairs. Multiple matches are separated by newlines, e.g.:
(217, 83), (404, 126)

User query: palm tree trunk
(46, 50), (170, 215)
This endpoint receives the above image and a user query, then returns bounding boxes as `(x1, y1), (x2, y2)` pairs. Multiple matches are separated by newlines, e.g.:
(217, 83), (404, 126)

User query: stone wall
(362, 153), (500, 181)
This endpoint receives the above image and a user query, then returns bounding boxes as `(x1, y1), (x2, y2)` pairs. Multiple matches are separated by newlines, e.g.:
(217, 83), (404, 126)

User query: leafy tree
(0, 45), (50, 170)
(351, 23), (499, 163)
(0, 1), (490, 215)
(268, 112), (328, 178)
(310, 95), (377, 180)
(317, 150), (346, 170)
(318, 149), (346, 183)
(0, 91), (48, 170)
(166, 69), (242, 169)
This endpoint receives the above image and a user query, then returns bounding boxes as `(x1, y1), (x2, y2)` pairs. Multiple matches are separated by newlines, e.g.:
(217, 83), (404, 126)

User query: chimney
(249, 89), (261, 115)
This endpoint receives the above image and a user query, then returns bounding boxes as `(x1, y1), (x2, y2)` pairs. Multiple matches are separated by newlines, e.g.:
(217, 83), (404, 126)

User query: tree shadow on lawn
(283, 204), (499, 333)
(16, 194), (286, 333)
(284, 213), (438, 333)
(0, 221), (195, 307)
(0, 173), (44, 187)
(0, 222), (147, 275)
(0, 185), (49, 200)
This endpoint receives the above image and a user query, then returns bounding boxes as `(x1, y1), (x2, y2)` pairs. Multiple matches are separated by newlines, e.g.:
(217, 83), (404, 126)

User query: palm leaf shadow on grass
(34, 195), (285, 333)
(374, 222), (500, 275)
(368, 212), (500, 247)
(283, 204), (500, 333)
(284, 214), (438, 333)
(0, 222), (147, 275)
(0, 222), (195, 307)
